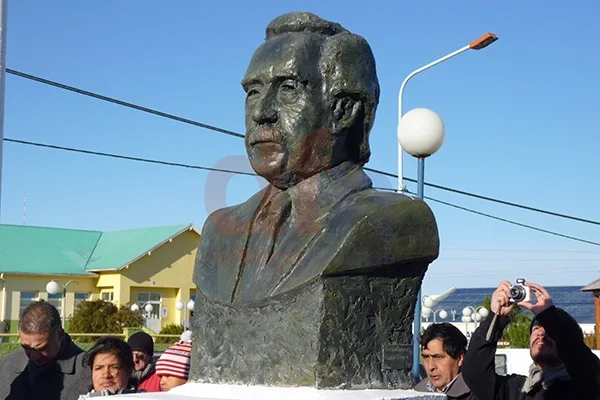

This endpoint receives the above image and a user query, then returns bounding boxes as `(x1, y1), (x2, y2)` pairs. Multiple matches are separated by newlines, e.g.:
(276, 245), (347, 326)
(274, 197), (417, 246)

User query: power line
(441, 247), (600, 253)
(366, 167), (600, 227)
(6, 137), (599, 248)
(374, 187), (599, 247)
(6, 69), (244, 139)
(3, 138), (257, 176)
(6, 68), (600, 227)
(407, 189), (600, 247)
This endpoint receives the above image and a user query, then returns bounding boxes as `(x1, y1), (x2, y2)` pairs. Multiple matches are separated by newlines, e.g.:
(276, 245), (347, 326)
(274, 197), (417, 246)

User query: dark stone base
(190, 262), (427, 389)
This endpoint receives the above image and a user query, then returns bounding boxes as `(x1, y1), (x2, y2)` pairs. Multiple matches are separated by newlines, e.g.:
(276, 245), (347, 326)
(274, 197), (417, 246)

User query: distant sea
(431, 286), (595, 324)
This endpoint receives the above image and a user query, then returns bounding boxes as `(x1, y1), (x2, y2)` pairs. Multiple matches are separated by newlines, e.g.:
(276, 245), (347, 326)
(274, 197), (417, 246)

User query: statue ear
(332, 96), (362, 133)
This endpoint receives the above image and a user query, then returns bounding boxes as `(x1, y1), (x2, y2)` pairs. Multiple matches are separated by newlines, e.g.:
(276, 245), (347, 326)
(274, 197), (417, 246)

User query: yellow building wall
(118, 229), (198, 330)
(96, 272), (123, 306)
(0, 274), (98, 331)
(0, 229), (200, 334)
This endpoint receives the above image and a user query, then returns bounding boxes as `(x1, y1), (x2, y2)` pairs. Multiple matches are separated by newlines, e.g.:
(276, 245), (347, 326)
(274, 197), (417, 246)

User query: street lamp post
(422, 307), (448, 323)
(0, 0), (7, 220)
(396, 32), (498, 192)
(461, 306), (490, 333)
(399, 107), (445, 382)
(397, 33), (498, 382)
(176, 299), (195, 329)
(46, 279), (79, 329)
(131, 302), (154, 322)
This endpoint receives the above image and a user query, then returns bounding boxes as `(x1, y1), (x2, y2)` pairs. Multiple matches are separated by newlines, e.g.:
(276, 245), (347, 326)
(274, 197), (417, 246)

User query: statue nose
(252, 93), (278, 124)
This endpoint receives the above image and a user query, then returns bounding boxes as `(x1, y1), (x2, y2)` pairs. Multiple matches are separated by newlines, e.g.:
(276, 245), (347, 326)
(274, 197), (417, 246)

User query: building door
(136, 292), (162, 332)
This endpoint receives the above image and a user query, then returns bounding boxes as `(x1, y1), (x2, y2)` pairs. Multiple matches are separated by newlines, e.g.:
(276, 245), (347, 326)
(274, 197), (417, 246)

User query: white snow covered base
(109, 382), (446, 400)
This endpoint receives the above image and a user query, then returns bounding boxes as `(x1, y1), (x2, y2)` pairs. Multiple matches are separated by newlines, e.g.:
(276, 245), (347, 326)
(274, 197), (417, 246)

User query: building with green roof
(0, 223), (200, 333)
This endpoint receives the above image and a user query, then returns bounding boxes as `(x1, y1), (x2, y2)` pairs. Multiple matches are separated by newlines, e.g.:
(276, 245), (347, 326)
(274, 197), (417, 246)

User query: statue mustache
(248, 126), (285, 145)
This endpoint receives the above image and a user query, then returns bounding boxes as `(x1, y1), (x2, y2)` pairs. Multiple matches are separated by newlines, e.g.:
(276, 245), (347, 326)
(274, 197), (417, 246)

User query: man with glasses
(127, 331), (161, 392)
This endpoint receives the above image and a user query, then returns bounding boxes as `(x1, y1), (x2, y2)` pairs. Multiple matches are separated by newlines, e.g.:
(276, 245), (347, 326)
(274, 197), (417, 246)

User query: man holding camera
(462, 280), (600, 399)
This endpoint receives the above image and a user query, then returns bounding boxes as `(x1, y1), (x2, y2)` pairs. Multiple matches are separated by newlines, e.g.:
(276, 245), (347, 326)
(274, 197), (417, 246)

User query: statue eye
(246, 88), (260, 98)
(278, 80), (300, 103)
(280, 83), (296, 92)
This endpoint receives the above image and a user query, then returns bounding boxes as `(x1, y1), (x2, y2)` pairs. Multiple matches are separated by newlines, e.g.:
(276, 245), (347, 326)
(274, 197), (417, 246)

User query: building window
(47, 293), (63, 315)
(137, 292), (161, 303)
(101, 292), (114, 302)
(74, 293), (89, 311)
(136, 292), (161, 319)
(494, 354), (507, 375)
(19, 291), (37, 316)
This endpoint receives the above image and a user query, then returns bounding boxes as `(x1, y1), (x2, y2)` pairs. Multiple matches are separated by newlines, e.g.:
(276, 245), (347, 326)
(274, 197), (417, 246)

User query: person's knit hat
(156, 331), (192, 380)
(530, 306), (583, 339)
(127, 331), (154, 356)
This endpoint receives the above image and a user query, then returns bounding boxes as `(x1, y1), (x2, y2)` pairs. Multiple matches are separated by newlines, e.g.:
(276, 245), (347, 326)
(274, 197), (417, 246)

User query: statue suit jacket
(194, 161), (439, 304)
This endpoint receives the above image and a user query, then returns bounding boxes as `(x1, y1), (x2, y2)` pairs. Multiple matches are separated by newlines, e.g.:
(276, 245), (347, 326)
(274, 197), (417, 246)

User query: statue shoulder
(323, 190), (439, 275)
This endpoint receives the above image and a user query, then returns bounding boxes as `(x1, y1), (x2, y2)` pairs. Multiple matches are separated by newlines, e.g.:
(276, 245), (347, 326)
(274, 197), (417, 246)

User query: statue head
(242, 12), (380, 189)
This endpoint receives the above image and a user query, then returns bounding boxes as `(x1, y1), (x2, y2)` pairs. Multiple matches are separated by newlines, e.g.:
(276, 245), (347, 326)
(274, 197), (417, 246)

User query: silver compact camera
(509, 278), (531, 303)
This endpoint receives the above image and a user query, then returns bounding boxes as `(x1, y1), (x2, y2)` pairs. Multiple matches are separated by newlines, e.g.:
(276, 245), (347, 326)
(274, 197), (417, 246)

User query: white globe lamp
(462, 307), (473, 317)
(176, 300), (185, 311)
(478, 307), (489, 319)
(130, 304), (140, 312)
(422, 296), (435, 309)
(438, 309), (448, 320)
(187, 300), (195, 311)
(398, 108), (445, 158)
(46, 280), (60, 295)
(461, 315), (471, 323)
(144, 304), (153, 313)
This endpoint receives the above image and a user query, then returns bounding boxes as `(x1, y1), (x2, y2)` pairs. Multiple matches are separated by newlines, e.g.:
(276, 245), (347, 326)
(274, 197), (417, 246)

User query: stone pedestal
(190, 263), (428, 389)
(110, 382), (446, 399)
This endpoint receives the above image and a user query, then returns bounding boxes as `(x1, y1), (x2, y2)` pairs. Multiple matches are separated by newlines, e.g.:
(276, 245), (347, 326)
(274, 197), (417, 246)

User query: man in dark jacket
(462, 281), (600, 399)
(414, 322), (477, 399)
(0, 300), (91, 400)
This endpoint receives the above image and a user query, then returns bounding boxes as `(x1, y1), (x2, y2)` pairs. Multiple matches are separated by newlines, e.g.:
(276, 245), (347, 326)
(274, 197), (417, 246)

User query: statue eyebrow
(241, 78), (262, 91)
(242, 73), (307, 91)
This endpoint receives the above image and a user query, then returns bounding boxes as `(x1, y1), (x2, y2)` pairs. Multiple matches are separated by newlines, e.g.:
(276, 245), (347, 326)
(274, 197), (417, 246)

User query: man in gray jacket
(0, 300), (91, 400)
(414, 323), (477, 399)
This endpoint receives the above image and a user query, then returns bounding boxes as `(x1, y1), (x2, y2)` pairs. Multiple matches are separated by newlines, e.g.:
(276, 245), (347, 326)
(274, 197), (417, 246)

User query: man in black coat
(0, 300), (91, 400)
(462, 281), (600, 399)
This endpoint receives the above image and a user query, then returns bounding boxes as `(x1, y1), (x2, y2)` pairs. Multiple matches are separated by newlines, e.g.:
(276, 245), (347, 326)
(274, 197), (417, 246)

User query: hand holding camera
(509, 278), (531, 303)
(491, 279), (553, 317)
(517, 281), (553, 315)
(491, 281), (515, 316)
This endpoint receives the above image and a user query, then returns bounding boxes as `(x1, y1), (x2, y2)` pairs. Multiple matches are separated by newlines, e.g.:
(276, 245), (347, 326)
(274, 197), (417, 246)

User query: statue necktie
(233, 187), (292, 302)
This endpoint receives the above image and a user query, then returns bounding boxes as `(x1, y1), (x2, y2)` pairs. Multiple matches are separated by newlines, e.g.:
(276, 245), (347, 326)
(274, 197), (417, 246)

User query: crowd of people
(0, 300), (192, 399)
(414, 280), (600, 399)
(2, 280), (599, 399)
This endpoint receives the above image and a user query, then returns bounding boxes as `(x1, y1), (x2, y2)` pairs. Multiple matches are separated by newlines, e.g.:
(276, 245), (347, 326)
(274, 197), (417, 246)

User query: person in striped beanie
(156, 330), (192, 392)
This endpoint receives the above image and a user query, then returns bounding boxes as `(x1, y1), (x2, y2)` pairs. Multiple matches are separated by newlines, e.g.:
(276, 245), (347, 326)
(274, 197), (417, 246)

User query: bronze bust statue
(191, 12), (439, 389)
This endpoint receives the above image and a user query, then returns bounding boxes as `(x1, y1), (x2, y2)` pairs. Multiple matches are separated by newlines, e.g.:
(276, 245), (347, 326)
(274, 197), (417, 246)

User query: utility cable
(6, 136), (598, 247)
(6, 68), (600, 226)
(3, 138), (257, 176)
(376, 187), (600, 247)
(6, 69), (244, 139)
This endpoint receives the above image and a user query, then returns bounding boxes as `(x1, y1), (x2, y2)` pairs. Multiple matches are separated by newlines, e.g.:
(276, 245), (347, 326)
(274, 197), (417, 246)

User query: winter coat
(0, 333), (91, 400)
(462, 306), (600, 399)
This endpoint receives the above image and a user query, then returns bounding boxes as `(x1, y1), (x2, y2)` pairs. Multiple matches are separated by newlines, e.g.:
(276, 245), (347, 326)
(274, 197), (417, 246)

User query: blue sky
(1, 1), (599, 295)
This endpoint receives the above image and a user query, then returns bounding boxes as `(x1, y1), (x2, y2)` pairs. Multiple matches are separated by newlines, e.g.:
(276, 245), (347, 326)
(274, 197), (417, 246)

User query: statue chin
(264, 173), (299, 191)
(249, 157), (299, 190)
